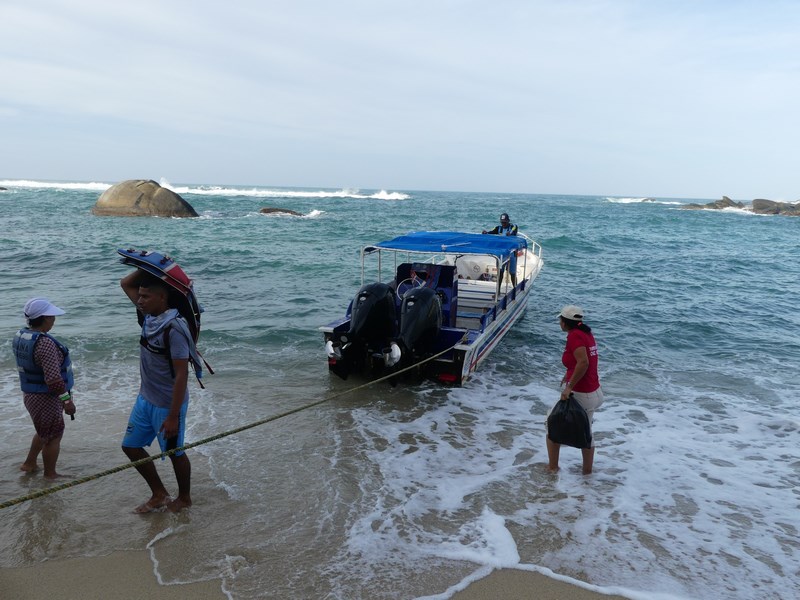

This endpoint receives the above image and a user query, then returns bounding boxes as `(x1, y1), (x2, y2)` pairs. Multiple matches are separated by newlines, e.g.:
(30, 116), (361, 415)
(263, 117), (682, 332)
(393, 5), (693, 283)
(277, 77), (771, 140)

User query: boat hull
(427, 279), (531, 385)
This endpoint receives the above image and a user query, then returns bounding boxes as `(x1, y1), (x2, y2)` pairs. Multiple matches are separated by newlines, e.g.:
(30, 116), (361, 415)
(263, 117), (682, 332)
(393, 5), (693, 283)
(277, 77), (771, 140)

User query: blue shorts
(122, 394), (188, 458)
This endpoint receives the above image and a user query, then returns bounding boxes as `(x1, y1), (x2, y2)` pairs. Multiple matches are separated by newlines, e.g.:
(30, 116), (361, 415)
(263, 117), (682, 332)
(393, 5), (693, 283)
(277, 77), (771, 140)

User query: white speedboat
(320, 230), (543, 385)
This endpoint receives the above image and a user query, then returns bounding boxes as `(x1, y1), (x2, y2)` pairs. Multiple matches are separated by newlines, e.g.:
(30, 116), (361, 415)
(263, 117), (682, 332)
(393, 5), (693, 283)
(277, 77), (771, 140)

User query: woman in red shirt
(547, 305), (603, 474)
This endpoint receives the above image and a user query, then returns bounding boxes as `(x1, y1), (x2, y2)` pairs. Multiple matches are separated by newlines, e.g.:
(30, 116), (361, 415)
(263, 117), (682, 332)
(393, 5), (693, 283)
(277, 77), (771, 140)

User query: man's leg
(123, 446), (172, 512)
(167, 453), (192, 512)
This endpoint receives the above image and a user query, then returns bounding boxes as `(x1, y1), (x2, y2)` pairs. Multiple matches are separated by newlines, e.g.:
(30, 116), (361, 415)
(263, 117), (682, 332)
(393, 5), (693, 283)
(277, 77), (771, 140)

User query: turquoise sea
(1, 179), (798, 599)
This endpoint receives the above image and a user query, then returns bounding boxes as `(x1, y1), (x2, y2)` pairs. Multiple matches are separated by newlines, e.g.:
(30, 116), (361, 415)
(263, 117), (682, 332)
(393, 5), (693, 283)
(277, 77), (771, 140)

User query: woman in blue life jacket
(13, 298), (76, 478)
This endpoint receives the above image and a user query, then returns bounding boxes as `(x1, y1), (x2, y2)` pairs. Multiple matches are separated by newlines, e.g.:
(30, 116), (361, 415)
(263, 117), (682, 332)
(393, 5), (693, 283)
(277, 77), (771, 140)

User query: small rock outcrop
(751, 199), (800, 216)
(259, 207), (303, 216)
(680, 195), (800, 216)
(92, 179), (198, 217)
(681, 196), (745, 211)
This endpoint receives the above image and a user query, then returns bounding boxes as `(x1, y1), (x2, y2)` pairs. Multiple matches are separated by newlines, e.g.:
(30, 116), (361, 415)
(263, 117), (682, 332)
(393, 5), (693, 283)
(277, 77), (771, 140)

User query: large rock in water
(681, 196), (745, 211)
(91, 179), (198, 217)
(259, 207), (303, 216)
(751, 199), (800, 216)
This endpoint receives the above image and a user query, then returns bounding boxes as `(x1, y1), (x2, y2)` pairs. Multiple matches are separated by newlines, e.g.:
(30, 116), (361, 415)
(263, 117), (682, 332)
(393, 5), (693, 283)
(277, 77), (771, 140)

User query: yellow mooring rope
(1, 337), (465, 510)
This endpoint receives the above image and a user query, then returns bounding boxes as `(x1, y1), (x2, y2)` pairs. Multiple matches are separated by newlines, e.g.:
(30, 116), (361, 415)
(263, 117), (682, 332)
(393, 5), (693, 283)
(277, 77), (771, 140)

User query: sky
(1, 0), (799, 199)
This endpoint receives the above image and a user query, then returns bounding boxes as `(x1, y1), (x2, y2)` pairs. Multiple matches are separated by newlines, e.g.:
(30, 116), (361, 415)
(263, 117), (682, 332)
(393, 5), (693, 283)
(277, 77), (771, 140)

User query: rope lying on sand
(1, 338), (466, 510)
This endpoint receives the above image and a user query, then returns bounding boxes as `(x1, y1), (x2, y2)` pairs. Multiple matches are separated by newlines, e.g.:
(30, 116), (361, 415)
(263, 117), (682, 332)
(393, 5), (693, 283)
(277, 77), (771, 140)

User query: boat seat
(453, 279), (497, 329)
(395, 262), (414, 284)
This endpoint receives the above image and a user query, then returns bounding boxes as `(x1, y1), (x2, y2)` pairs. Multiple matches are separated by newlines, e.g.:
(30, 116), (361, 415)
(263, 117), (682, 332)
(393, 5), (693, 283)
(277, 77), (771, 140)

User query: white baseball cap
(23, 297), (66, 320)
(558, 305), (584, 321)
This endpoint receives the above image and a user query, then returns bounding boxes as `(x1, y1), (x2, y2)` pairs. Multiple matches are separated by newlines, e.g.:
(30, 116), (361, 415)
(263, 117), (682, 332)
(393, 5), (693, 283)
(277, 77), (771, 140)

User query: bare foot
(43, 472), (70, 480)
(133, 495), (172, 514)
(20, 463), (39, 474)
(167, 497), (192, 513)
(546, 465), (560, 473)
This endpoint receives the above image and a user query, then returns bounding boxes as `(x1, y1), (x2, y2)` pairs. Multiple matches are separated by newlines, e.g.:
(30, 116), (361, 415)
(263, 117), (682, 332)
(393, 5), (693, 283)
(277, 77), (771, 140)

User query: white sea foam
(0, 179), (111, 191)
(162, 181), (409, 200)
(604, 197), (653, 203)
(0, 178), (409, 200)
(326, 363), (800, 600)
(716, 206), (758, 215)
(605, 196), (682, 205)
(256, 208), (326, 218)
(334, 376), (555, 586)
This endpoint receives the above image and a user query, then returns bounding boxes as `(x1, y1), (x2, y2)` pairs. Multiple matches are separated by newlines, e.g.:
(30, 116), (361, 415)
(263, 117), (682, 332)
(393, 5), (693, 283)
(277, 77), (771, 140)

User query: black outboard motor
(348, 282), (398, 347)
(398, 286), (442, 356)
(329, 282), (399, 380)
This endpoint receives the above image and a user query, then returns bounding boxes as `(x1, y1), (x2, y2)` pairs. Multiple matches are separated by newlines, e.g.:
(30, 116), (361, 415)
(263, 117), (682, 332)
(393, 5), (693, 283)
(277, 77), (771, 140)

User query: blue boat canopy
(367, 231), (527, 261)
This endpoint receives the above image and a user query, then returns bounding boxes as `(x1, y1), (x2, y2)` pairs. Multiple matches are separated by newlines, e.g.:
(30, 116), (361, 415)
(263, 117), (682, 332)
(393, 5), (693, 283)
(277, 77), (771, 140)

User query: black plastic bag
(547, 394), (592, 449)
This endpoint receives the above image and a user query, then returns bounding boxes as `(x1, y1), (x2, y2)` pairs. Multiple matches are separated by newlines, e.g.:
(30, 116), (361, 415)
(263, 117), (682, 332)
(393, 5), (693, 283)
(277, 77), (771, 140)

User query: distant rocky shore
(681, 196), (800, 216)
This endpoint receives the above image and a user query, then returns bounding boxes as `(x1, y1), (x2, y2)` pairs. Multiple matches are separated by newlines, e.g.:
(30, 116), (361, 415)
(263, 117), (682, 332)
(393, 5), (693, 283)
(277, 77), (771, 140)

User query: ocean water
(0, 180), (798, 600)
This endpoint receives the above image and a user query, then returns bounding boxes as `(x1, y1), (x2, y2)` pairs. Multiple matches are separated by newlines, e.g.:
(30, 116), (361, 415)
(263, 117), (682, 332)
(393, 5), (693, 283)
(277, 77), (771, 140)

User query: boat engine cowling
(398, 286), (442, 354)
(348, 282), (397, 343)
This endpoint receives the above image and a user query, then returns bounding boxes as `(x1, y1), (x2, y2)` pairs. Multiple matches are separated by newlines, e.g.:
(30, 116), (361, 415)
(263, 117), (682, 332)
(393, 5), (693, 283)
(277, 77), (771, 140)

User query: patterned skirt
(24, 393), (65, 442)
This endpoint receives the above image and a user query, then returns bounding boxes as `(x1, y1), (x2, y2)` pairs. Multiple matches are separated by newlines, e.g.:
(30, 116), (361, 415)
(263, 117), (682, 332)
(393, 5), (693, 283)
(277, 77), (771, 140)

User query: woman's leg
(574, 388), (603, 474)
(21, 434), (45, 472)
(41, 435), (63, 479)
(546, 436), (561, 472)
(581, 447), (595, 475)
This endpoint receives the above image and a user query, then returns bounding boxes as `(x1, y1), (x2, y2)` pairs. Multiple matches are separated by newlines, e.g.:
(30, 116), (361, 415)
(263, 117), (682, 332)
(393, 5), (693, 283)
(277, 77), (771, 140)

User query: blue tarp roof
(367, 231), (526, 260)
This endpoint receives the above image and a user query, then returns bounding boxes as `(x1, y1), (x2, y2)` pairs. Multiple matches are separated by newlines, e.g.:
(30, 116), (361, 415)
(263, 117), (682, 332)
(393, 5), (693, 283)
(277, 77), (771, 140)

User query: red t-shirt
(562, 328), (600, 393)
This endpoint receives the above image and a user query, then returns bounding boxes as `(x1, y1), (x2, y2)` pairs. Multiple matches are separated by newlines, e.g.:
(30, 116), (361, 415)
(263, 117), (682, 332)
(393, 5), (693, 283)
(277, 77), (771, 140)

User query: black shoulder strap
(145, 322), (210, 388)
(139, 325), (175, 378)
(163, 325), (175, 378)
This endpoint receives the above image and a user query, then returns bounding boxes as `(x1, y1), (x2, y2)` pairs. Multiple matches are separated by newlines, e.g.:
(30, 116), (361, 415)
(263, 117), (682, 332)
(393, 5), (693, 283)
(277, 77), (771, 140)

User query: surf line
(0, 335), (466, 510)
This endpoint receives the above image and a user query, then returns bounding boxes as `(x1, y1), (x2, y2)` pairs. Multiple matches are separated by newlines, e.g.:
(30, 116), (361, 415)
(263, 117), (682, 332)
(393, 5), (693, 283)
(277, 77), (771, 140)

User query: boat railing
(519, 232), (543, 260)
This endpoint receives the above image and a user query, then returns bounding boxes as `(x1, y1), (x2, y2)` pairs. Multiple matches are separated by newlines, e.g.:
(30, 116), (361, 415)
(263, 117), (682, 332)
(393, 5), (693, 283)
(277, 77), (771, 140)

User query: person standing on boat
(547, 305), (603, 475)
(483, 213), (519, 285)
(482, 213), (518, 236)
(13, 298), (77, 479)
(120, 270), (198, 513)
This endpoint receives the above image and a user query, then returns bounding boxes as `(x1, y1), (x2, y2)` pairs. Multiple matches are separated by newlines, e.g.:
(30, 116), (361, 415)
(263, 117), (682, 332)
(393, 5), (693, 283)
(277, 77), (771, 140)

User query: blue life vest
(499, 224), (517, 236)
(13, 329), (74, 393)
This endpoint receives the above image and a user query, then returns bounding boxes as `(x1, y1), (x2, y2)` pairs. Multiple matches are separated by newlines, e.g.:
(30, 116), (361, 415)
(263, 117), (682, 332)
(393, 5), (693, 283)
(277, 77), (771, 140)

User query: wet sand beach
(450, 568), (631, 600)
(0, 551), (632, 600)
(0, 551), (226, 600)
